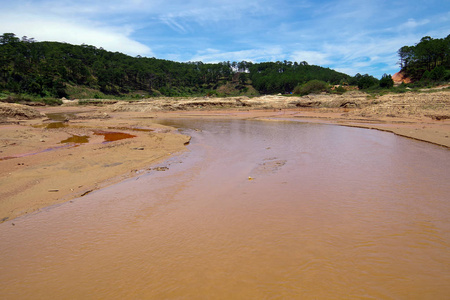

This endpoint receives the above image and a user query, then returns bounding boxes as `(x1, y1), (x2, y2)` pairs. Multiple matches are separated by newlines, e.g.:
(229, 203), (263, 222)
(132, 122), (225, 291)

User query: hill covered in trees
(0, 33), (350, 99)
(398, 34), (450, 82)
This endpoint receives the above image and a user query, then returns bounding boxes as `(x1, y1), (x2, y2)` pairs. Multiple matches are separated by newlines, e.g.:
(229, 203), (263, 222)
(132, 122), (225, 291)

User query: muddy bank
(0, 90), (449, 221)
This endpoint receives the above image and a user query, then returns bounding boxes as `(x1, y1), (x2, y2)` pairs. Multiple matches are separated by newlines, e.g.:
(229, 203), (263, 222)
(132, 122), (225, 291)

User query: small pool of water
(60, 135), (90, 144)
(93, 130), (136, 142)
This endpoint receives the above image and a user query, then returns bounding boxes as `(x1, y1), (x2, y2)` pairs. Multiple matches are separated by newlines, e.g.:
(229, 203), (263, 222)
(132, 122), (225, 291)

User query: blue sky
(1, 0), (449, 78)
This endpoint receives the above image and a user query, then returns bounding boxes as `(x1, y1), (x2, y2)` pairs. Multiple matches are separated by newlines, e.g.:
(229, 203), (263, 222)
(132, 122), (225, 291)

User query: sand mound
(0, 102), (44, 119)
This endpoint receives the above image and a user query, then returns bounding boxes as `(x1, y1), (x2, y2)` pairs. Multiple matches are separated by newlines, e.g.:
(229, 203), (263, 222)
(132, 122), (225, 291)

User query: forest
(0, 33), (449, 102)
(398, 34), (450, 81)
(0, 33), (350, 99)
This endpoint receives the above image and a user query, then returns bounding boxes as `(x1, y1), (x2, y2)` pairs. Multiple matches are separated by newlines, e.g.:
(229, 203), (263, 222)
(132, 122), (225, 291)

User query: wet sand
(0, 104), (449, 222)
(0, 106), (190, 221)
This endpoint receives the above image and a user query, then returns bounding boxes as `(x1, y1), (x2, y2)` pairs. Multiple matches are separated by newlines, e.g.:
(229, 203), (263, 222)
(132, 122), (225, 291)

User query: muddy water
(1, 119), (449, 299)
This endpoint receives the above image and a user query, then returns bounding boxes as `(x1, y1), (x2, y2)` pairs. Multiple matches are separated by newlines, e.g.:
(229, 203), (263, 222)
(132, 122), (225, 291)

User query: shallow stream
(0, 119), (449, 299)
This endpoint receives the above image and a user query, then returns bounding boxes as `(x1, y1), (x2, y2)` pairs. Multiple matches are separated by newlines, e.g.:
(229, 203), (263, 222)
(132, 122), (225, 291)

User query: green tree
(398, 35), (450, 81)
(0, 33), (20, 44)
(379, 74), (394, 88)
(355, 74), (379, 89)
(430, 65), (445, 81)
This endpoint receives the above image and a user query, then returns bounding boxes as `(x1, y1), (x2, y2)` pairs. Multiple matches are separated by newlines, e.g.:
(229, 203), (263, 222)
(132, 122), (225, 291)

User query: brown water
(0, 119), (449, 299)
(93, 130), (136, 142)
(60, 135), (90, 144)
(45, 122), (68, 129)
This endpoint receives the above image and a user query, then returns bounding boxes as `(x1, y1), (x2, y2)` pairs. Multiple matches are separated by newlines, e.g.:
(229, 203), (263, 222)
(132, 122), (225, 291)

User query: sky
(1, 0), (449, 78)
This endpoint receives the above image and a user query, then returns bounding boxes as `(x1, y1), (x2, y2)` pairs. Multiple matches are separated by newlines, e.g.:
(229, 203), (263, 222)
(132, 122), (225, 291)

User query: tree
(398, 46), (413, 69)
(379, 74), (394, 88)
(0, 33), (20, 44)
(430, 65), (445, 81)
(398, 35), (450, 81)
(357, 74), (379, 89)
(238, 72), (247, 85)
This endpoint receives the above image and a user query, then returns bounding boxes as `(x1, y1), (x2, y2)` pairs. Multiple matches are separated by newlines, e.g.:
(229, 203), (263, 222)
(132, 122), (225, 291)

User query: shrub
(42, 98), (63, 106)
(293, 80), (329, 95)
(333, 86), (347, 94)
(379, 74), (394, 88)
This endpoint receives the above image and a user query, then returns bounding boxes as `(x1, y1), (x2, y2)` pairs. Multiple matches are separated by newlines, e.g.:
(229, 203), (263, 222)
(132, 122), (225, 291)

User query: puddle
(46, 112), (82, 121)
(45, 122), (68, 129)
(32, 122), (68, 129)
(60, 135), (90, 144)
(93, 131), (136, 142)
(59, 131), (136, 145)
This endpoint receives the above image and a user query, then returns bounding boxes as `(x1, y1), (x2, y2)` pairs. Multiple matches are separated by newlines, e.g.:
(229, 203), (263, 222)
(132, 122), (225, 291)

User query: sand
(0, 107), (190, 221)
(1, 90), (449, 222)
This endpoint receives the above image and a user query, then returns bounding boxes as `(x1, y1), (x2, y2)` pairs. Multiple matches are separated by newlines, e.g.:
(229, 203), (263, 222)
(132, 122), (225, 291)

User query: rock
(0, 102), (44, 119)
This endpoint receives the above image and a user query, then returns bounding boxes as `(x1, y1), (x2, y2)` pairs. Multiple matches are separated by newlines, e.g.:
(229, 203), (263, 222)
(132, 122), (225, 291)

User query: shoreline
(1, 96), (449, 222)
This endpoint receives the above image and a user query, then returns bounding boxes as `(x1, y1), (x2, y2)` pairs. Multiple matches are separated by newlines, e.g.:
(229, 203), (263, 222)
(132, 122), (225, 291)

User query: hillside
(398, 35), (450, 82)
(0, 33), (350, 99)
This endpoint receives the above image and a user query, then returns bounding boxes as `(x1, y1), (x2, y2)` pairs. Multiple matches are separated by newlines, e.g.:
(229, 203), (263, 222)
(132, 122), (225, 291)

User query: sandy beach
(1, 90), (449, 222)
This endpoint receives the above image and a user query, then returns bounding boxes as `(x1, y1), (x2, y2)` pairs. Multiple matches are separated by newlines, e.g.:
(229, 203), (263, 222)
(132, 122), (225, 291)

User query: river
(1, 119), (449, 299)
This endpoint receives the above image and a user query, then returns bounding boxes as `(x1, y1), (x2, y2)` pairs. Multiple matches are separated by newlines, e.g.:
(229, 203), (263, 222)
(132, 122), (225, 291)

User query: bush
(293, 80), (329, 95)
(42, 98), (63, 106)
(379, 74), (394, 88)
(333, 86), (347, 94)
(444, 70), (450, 81)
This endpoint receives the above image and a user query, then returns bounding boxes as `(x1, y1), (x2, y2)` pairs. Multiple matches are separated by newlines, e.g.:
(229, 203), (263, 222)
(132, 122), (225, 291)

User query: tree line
(0, 33), (349, 98)
(2, 32), (447, 100)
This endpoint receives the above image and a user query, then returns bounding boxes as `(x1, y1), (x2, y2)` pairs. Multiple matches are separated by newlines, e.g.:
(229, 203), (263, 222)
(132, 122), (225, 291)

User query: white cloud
(0, 13), (153, 57)
(290, 51), (331, 66)
(190, 47), (284, 63)
(399, 18), (430, 30)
